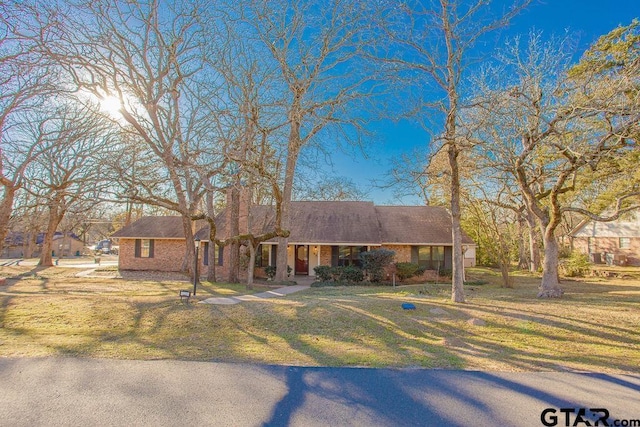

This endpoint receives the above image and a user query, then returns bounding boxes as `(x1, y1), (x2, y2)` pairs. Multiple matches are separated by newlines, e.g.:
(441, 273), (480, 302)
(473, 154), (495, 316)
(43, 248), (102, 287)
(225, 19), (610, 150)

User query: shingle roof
(190, 201), (475, 246)
(376, 206), (475, 245)
(285, 201), (381, 244)
(5, 231), (83, 246)
(111, 216), (186, 239)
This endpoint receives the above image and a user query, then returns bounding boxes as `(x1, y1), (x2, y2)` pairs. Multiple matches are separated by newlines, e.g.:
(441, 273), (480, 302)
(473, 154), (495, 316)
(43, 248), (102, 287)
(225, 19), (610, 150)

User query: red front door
(295, 245), (308, 275)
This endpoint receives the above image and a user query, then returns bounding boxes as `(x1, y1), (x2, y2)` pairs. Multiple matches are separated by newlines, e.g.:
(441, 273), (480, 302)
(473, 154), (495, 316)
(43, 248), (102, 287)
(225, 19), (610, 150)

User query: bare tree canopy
(374, 0), (531, 302)
(466, 24), (639, 297)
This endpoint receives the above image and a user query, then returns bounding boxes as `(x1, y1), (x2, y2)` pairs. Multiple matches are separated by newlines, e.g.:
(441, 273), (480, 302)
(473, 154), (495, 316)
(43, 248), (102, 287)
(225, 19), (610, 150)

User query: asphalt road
(0, 358), (638, 427)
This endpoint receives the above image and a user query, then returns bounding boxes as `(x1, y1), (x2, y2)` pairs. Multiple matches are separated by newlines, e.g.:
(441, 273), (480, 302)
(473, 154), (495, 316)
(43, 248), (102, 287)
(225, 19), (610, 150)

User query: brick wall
(382, 245), (412, 262)
(573, 236), (640, 266)
(319, 245), (332, 266)
(118, 238), (186, 271)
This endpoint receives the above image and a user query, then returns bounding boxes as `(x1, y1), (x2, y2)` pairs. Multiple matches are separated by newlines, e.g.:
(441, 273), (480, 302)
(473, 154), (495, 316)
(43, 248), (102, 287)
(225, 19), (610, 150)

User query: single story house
(111, 201), (476, 279)
(571, 209), (640, 266)
(2, 231), (84, 258)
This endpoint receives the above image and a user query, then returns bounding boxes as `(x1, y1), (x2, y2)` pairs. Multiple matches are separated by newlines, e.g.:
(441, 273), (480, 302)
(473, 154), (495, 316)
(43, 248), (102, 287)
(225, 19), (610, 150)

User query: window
(620, 237), (631, 249)
(141, 240), (150, 257)
(203, 243), (223, 266)
(412, 246), (445, 269)
(134, 239), (154, 258)
(256, 244), (271, 267)
(331, 246), (366, 267)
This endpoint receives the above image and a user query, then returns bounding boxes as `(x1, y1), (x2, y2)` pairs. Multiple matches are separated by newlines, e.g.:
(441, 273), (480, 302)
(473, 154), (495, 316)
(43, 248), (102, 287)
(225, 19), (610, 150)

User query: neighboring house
(2, 231), (84, 258)
(112, 201), (476, 280)
(571, 210), (640, 266)
(2, 232), (29, 258)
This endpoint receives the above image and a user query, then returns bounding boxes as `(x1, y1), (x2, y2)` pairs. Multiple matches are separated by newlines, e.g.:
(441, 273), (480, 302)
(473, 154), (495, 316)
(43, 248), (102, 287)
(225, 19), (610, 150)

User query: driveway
(1, 358), (638, 426)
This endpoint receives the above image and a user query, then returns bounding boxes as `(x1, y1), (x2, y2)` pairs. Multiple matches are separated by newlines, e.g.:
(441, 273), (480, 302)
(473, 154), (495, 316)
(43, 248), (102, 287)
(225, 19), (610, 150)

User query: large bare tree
(0, 7), (59, 254)
(377, 0), (530, 302)
(469, 27), (639, 297)
(17, 0), (219, 272)
(242, 0), (378, 282)
(21, 104), (115, 266)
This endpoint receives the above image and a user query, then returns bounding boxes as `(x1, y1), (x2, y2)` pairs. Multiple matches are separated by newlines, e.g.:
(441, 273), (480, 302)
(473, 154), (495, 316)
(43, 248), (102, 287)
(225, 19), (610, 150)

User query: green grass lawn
(1, 265), (639, 373)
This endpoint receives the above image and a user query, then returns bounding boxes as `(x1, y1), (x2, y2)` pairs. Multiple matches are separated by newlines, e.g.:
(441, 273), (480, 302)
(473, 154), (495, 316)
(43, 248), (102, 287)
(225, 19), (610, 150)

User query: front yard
(0, 265), (638, 373)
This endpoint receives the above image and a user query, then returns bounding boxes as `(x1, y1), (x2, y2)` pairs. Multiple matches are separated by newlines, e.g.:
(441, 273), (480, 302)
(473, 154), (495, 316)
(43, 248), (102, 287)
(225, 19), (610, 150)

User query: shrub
(360, 249), (396, 282)
(264, 265), (292, 280)
(313, 265), (333, 282)
(395, 262), (426, 281)
(560, 252), (591, 277)
(312, 266), (364, 285)
(339, 266), (364, 283)
(265, 266), (276, 279)
(438, 269), (452, 278)
(329, 266), (342, 281)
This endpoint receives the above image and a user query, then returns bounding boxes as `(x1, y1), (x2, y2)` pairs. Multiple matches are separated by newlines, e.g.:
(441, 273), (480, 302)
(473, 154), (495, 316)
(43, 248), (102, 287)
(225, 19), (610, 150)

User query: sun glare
(100, 95), (123, 117)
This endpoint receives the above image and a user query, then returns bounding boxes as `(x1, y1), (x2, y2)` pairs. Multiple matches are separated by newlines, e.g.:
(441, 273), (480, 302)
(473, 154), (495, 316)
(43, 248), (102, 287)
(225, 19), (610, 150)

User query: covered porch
(256, 243), (379, 277)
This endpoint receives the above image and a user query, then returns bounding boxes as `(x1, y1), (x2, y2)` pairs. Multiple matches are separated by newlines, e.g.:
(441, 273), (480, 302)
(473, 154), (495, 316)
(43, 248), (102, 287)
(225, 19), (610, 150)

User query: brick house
(2, 231), (85, 259)
(112, 201), (476, 279)
(571, 209), (640, 266)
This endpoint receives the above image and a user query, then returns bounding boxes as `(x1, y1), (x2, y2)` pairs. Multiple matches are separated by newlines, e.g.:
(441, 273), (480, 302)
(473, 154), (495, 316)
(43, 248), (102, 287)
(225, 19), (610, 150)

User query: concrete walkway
(200, 284), (310, 305)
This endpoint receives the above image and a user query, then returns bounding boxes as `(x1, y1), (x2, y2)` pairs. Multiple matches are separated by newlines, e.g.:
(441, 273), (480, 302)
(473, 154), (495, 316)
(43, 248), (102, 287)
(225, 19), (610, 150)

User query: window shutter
(218, 245), (224, 266)
(148, 239), (154, 258)
(134, 239), (141, 258)
(203, 242), (209, 266)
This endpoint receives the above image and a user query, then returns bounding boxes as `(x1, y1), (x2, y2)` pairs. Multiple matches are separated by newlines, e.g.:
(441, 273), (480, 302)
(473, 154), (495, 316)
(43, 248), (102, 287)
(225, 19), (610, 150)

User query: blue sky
(315, 0), (640, 205)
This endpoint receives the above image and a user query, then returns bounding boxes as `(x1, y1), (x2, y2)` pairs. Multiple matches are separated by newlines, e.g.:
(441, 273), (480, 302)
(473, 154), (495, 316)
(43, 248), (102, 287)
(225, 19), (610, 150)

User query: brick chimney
(225, 184), (251, 236)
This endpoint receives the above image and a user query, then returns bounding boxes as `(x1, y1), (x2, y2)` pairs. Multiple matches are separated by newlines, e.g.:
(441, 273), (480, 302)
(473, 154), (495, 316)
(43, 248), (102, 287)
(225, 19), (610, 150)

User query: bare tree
(376, 0), (530, 302)
(0, 6), (59, 254)
(241, 0), (378, 282)
(469, 27), (639, 297)
(7, 191), (47, 258)
(19, 0), (221, 272)
(21, 104), (115, 266)
(465, 193), (517, 287)
(294, 175), (369, 201)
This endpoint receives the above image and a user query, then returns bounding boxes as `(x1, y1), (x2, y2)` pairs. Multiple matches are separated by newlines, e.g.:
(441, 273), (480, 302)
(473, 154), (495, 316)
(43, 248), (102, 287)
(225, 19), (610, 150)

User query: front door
(295, 245), (308, 275)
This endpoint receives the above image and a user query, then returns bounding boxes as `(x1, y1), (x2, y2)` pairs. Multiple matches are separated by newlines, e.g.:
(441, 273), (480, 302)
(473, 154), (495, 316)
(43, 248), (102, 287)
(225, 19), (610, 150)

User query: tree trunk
(179, 214), (196, 277)
(526, 210), (541, 272)
(0, 187), (16, 256)
(24, 232), (34, 258)
(499, 251), (513, 288)
(448, 140), (465, 303)
(246, 242), (256, 290)
(202, 185), (218, 282)
(228, 187), (240, 283)
(517, 214), (529, 270)
(275, 138), (299, 283)
(538, 229), (564, 298)
(39, 203), (63, 267)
